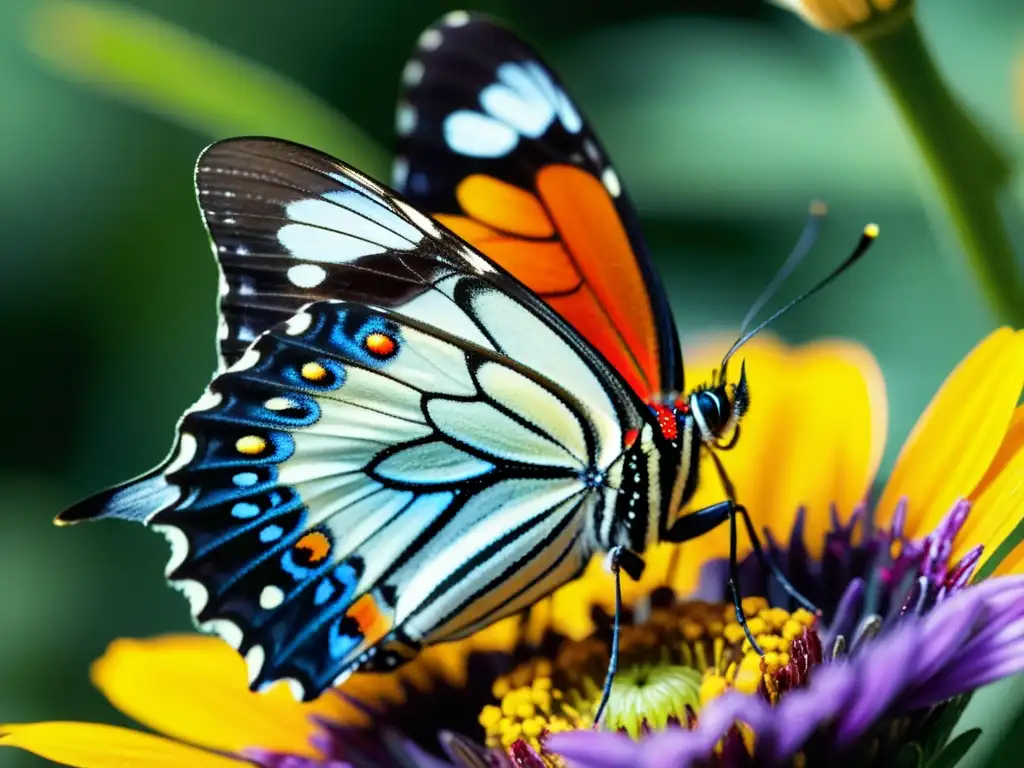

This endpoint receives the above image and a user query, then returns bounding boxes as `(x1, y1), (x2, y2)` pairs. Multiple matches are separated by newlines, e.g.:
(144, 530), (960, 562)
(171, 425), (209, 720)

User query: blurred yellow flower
(772, 0), (912, 34)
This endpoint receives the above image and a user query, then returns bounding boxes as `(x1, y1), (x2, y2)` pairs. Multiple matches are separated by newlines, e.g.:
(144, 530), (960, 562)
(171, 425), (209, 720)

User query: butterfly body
(57, 14), (754, 701)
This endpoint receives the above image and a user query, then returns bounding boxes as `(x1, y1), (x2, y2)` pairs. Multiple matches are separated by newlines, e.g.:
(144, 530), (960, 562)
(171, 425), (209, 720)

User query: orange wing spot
(456, 175), (555, 238)
(537, 165), (660, 398)
(434, 214), (502, 243)
(474, 240), (580, 294)
(364, 332), (397, 357)
(295, 531), (331, 563)
(346, 593), (392, 645)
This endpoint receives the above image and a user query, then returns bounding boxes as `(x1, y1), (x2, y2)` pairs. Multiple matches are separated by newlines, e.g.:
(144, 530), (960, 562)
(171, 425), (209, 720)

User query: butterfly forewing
(394, 12), (683, 402)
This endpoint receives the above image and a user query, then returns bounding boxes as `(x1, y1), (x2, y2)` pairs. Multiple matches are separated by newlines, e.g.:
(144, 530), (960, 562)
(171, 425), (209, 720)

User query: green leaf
(920, 694), (974, 763)
(927, 729), (982, 768)
(26, 0), (389, 178)
(897, 741), (925, 768)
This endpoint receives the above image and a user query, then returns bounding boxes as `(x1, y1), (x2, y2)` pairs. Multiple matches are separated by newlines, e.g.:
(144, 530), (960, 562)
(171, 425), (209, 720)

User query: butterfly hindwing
(394, 12), (682, 402)
(62, 137), (651, 699)
(146, 298), (614, 698)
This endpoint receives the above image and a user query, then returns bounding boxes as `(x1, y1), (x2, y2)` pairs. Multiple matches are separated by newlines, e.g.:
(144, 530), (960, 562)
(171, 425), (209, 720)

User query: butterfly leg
(593, 545), (644, 729)
(662, 499), (818, 654)
(661, 499), (761, 653)
(732, 502), (818, 614)
(703, 451), (819, 614)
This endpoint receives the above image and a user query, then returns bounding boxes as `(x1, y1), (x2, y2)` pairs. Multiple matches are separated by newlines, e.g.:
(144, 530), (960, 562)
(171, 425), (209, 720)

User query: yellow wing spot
(300, 361), (328, 381)
(235, 435), (267, 455)
(364, 332), (397, 357)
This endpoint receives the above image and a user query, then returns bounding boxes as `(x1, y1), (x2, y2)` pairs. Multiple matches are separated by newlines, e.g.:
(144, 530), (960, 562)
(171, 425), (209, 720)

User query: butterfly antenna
(738, 201), (828, 339)
(721, 222), (879, 370)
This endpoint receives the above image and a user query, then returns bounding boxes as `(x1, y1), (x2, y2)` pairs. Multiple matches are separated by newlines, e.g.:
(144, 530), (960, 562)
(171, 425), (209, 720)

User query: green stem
(856, 14), (1023, 326)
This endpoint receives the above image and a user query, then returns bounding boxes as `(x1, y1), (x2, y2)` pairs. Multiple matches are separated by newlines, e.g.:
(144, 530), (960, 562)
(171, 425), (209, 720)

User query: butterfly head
(685, 361), (749, 450)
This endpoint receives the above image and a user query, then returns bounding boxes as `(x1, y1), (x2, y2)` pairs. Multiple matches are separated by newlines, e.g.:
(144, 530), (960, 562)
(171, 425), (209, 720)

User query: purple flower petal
(773, 663), (858, 758)
(638, 729), (718, 768)
(835, 625), (917, 744)
(547, 730), (639, 768)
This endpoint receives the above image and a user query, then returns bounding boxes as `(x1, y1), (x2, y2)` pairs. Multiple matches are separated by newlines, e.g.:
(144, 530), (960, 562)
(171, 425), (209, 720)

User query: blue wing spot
(232, 502), (261, 519)
(281, 549), (313, 580)
(260, 524), (284, 543)
(314, 580), (335, 606)
(233, 472), (258, 487)
(328, 617), (362, 660)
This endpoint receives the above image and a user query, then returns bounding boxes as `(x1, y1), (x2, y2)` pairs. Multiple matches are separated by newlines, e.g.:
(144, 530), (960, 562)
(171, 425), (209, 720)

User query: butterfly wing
(59, 137), (650, 699)
(393, 12), (682, 402)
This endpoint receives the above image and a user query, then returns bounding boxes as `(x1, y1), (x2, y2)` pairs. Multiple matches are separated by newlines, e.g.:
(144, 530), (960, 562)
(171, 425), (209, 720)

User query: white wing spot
(245, 645), (266, 685)
(166, 433), (198, 474)
(442, 61), (581, 159)
(172, 579), (209, 616)
(259, 585), (285, 610)
(444, 111), (518, 158)
(419, 28), (442, 50)
(393, 156), (409, 191)
(402, 59), (425, 87)
(189, 391), (223, 413)
(287, 263), (328, 288)
(285, 678), (306, 701)
(230, 348), (261, 372)
(444, 10), (470, 26)
(152, 523), (190, 575)
(201, 619), (243, 649)
(602, 167), (622, 198)
(396, 102), (418, 136)
(285, 312), (313, 336)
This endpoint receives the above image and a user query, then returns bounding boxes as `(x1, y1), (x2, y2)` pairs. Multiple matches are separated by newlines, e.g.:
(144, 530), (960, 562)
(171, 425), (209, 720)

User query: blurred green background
(1, 0), (1023, 765)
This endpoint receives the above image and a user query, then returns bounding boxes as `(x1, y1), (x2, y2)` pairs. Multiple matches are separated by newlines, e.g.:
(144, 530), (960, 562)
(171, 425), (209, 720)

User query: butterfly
(57, 12), (873, 708)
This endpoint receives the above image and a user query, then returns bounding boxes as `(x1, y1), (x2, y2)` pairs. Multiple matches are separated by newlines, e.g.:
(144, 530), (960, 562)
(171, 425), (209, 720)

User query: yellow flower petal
(682, 336), (885, 561)
(961, 427), (1024, 572)
(754, 339), (886, 553)
(876, 328), (1024, 537)
(92, 635), (351, 757)
(972, 405), (1024, 502)
(0, 722), (247, 768)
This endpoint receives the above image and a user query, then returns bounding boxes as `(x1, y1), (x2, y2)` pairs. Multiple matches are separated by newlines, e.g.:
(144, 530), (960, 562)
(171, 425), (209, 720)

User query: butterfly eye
(694, 390), (728, 434)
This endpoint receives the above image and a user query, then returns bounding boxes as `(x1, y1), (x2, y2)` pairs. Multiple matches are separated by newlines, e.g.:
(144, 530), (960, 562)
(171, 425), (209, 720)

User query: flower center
(478, 597), (819, 758)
